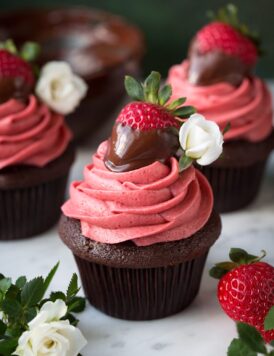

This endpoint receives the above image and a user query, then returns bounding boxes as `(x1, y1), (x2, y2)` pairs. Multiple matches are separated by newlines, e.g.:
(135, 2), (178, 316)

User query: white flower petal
(179, 113), (224, 166)
(35, 61), (88, 115)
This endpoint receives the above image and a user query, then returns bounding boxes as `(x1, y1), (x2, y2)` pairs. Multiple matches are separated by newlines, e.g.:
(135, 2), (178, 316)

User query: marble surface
(0, 85), (274, 356)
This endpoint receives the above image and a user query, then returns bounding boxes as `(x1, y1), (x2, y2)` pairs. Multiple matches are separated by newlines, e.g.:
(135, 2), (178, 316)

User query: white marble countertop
(0, 84), (274, 356)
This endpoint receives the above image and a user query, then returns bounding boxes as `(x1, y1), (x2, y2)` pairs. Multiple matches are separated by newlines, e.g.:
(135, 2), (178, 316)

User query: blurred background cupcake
(0, 40), (86, 240)
(0, 7), (145, 141)
(167, 4), (274, 212)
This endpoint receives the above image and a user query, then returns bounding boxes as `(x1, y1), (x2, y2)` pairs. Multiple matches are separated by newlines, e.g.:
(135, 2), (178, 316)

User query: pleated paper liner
(199, 159), (267, 213)
(0, 174), (69, 240)
(74, 252), (208, 321)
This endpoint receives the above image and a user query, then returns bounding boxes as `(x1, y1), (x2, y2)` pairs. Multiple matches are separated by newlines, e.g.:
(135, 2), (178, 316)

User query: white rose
(35, 61), (88, 115)
(179, 113), (224, 165)
(14, 300), (87, 356)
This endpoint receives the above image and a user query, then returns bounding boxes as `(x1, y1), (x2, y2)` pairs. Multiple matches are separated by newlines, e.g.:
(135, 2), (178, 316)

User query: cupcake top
(0, 40), (87, 170)
(62, 72), (223, 246)
(167, 4), (273, 143)
(168, 61), (272, 142)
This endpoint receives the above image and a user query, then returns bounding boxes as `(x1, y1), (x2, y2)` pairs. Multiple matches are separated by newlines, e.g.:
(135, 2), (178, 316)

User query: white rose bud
(35, 61), (88, 115)
(14, 299), (87, 356)
(179, 113), (224, 166)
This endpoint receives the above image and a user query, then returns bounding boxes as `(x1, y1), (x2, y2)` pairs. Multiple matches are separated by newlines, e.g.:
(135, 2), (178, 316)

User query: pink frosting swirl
(0, 95), (72, 169)
(167, 61), (273, 142)
(62, 141), (213, 246)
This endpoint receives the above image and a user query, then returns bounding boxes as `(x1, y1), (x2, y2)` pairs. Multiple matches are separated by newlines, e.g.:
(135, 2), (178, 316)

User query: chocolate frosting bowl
(0, 7), (145, 140)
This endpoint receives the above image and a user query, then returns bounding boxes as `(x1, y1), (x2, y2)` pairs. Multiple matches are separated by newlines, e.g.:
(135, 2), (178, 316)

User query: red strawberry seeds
(0, 49), (34, 86)
(196, 21), (258, 66)
(116, 102), (179, 131)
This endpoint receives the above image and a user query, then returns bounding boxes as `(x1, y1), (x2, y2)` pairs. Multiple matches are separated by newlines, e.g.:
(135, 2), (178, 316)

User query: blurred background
(0, 0), (273, 78)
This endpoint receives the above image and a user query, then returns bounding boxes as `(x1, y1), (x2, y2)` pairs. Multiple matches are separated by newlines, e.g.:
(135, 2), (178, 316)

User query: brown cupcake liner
(0, 174), (69, 240)
(199, 159), (267, 213)
(74, 252), (208, 320)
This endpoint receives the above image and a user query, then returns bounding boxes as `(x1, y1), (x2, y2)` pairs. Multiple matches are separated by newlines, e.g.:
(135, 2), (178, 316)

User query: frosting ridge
(0, 95), (71, 169)
(62, 141), (213, 246)
(167, 61), (273, 142)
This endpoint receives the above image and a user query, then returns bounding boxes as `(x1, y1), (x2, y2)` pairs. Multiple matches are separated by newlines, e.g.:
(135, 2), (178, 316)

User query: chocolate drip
(104, 123), (179, 172)
(0, 77), (32, 103)
(187, 39), (252, 86)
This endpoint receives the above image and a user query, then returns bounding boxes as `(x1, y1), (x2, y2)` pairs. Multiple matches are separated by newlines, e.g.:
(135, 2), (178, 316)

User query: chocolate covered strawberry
(104, 71), (195, 172)
(210, 248), (274, 343)
(0, 40), (39, 103)
(188, 4), (261, 86)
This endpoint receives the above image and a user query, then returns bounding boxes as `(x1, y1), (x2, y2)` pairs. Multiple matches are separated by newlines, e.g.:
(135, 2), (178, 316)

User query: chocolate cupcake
(0, 40), (87, 240)
(0, 7), (145, 141)
(167, 4), (274, 212)
(59, 71), (223, 320)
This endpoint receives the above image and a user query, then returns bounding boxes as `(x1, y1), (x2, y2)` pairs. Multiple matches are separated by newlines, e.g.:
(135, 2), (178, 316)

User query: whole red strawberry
(188, 4), (261, 86)
(105, 71), (195, 172)
(210, 248), (274, 343)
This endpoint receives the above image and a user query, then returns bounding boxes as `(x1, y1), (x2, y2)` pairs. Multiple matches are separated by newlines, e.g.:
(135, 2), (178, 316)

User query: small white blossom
(14, 300), (87, 356)
(179, 113), (224, 166)
(36, 61), (88, 115)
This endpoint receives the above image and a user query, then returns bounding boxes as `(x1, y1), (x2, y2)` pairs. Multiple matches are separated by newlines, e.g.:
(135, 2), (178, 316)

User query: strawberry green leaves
(227, 322), (274, 356)
(210, 248), (267, 279)
(159, 84), (172, 105)
(124, 75), (144, 101)
(144, 71), (161, 104)
(0, 39), (40, 63)
(124, 71), (195, 119)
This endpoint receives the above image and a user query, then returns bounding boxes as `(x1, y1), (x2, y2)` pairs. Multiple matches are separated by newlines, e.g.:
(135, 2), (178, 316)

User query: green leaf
(50, 291), (66, 302)
(0, 278), (12, 294)
(270, 340), (274, 347)
(2, 298), (22, 319)
(227, 339), (257, 356)
(15, 276), (27, 289)
(43, 262), (59, 298)
(237, 322), (267, 354)
(21, 277), (44, 307)
(5, 285), (20, 301)
(1, 39), (17, 55)
(264, 306), (274, 331)
(159, 84), (172, 105)
(143, 71), (161, 104)
(0, 320), (6, 336)
(0, 274), (4, 280)
(25, 307), (37, 323)
(209, 266), (229, 279)
(223, 122), (231, 135)
(64, 313), (79, 326)
(68, 297), (86, 313)
(0, 337), (18, 356)
(166, 97), (186, 110)
(173, 106), (196, 118)
(124, 75), (144, 101)
(229, 248), (259, 264)
(67, 274), (79, 299)
(179, 155), (193, 172)
(20, 41), (40, 62)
